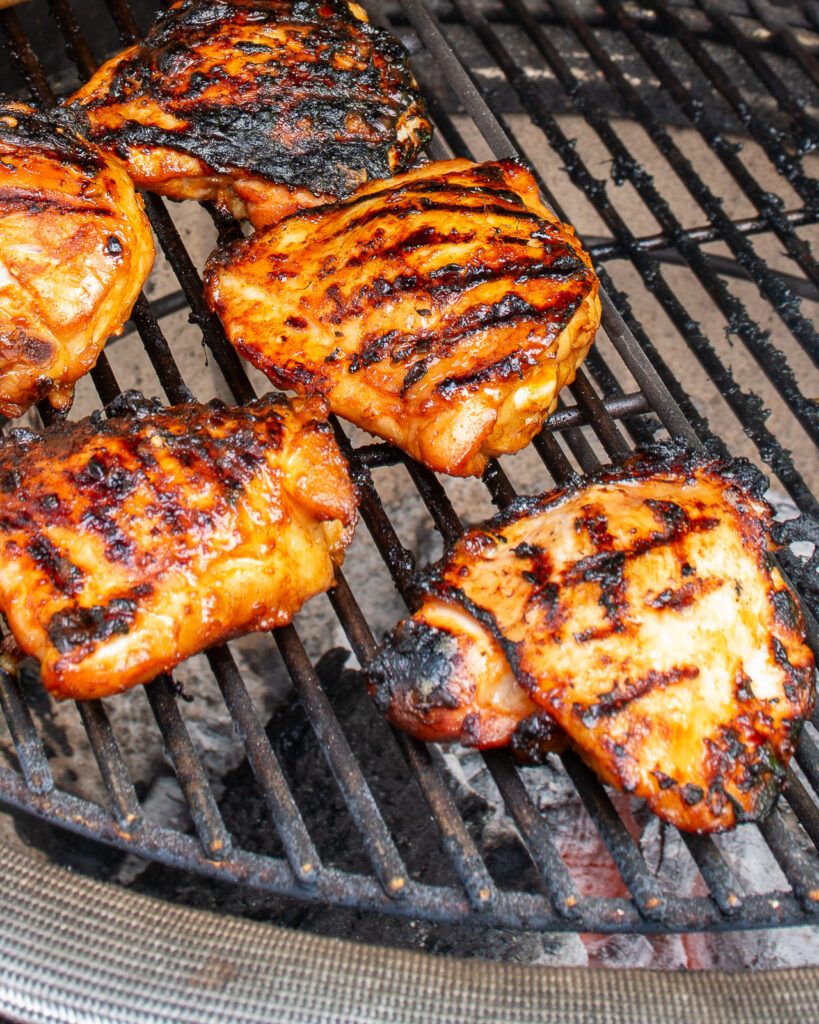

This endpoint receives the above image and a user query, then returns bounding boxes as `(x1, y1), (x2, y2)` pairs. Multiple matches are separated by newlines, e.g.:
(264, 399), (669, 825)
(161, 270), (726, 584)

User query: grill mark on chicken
(26, 536), (84, 597)
(582, 665), (701, 722)
(0, 186), (113, 218)
(370, 440), (816, 832)
(349, 290), (584, 389)
(48, 596), (139, 655)
(325, 254), (585, 327)
(67, 0), (431, 214)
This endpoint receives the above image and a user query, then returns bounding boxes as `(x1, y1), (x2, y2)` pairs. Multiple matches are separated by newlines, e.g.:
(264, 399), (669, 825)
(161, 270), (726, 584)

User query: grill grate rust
(0, 0), (817, 934)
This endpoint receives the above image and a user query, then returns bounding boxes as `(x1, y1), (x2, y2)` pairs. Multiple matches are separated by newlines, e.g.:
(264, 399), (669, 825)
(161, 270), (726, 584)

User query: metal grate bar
(750, 1), (819, 93)
(561, 752), (666, 919)
(795, 730), (819, 795)
(329, 571), (498, 910)
(205, 644), (320, 885)
(566, 370), (632, 462)
(647, 0), (819, 213)
(273, 623), (410, 898)
(696, 0), (819, 145)
(0, 665), (53, 794)
(518, 0), (819, 449)
(483, 751), (581, 917)
(757, 811), (819, 907)
(76, 700), (143, 832)
(591, 0), (819, 366)
(0, 7), (51, 102)
(588, 207), (819, 261)
(145, 676), (232, 862)
(681, 834), (743, 915)
(782, 770), (819, 851)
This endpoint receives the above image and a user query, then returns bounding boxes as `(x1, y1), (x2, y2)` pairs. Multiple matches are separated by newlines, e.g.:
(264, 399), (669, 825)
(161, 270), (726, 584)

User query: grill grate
(0, 0), (817, 934)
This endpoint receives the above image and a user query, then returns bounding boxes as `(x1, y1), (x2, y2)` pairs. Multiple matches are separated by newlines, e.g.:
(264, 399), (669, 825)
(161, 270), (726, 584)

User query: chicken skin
(0, 100), (154, 418)
(67, 0), (431, 229)
(206, 159), (601, 476)
(368, 442), (816, 832)
(0, 391), (356, 700)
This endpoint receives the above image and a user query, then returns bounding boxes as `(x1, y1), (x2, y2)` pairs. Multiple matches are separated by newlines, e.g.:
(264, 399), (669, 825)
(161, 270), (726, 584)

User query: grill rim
(0, 0), (816, 940)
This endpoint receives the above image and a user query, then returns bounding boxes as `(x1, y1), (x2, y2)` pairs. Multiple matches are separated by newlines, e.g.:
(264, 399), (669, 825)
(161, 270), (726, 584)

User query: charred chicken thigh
(0, 100), (154, 417)
(206, 159), (601, 476)
(67, 0), (431, 229)
(368, 443), (816, 832)
(0, 392), (356, 701)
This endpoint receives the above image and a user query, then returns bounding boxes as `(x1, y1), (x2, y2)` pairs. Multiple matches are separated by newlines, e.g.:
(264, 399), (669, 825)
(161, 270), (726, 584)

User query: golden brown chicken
(0, 100), (154, 418)
(206, 158), (601, 476)
(66, 0), (431, 229)
(368, 442), (816, 832)
(0, 391), (356, 701)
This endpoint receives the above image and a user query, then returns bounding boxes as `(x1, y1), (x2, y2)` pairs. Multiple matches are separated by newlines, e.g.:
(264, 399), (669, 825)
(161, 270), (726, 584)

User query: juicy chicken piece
(0, 391), (356, 700)
(206, 159), (601, 476)
(368, 442), (816, 832)
(0, 100), (154, 417)
(67, 0), (431, 229)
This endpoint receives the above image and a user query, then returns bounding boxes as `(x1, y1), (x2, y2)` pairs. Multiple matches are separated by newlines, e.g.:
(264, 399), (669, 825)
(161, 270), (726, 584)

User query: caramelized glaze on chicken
(206, 159), (601, 476)
(67, 0), (431, 229)
(0, 100), (154, 417)
(0, 392), (356, 700)
(368, 442), (816, 832)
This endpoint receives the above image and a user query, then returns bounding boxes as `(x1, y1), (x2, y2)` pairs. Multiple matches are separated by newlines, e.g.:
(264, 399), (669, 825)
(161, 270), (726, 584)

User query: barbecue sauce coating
(206, 159), (601, 476)
(368, 441), (816, 833)
(66, 0), (431, 228)
(0, 392), (356, 700)
(0, 100), (154, 417)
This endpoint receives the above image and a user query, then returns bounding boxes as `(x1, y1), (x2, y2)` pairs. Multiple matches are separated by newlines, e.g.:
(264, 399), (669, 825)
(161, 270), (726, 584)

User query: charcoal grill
(0, 0), (818, 1019)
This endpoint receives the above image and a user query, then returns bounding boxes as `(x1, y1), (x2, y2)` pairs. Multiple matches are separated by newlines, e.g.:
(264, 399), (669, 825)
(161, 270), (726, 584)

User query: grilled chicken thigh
(67, 0), (431, 229)
(368, 442), (816, 832)
(0, 101), (154, 418)
(206, 159), (601, 476)
(0, 392), (356, 700)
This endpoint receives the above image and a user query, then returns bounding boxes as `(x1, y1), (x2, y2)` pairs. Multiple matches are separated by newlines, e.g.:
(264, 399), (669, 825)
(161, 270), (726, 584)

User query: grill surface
(0, 0), (817, 937)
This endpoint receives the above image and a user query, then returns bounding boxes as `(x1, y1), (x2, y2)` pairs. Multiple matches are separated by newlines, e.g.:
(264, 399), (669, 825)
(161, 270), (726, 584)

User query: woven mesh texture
(2, 843), (819, 1023)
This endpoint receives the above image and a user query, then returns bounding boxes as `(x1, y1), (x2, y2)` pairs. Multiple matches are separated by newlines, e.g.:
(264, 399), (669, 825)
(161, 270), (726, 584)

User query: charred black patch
(0, 469), (20, 493)
(771, 587), (799, 630)
(27, 536), (84, 596)
(513, 542), (542, 559)
(681, 783), (704, 806)
(348, 329), (400, 373)
(366, 619), (461, 713)
(48, 598), (137, 655)
(734, 668), (754, 703)
(511, 711), (568, 764)
(574, 505), (614, 551)
(69, 0), (431, 197)
(646, 582), (702, 611)
(652, 770), (677, 790)
(0, 101), (103, 174)
(105, 235), (123, 257)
